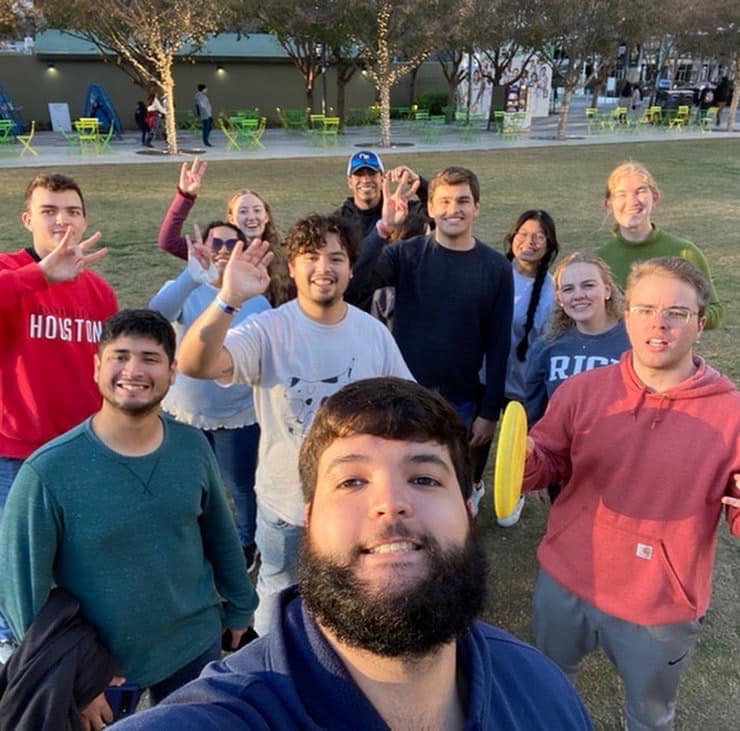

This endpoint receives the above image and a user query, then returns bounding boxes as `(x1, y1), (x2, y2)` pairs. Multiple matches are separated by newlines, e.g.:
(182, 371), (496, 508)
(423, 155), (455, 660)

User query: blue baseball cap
(347, 150), (384, 175)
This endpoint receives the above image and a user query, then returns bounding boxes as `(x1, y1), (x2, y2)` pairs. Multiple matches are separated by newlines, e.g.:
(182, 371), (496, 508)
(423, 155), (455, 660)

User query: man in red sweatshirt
(0, 173), (117, 661)
(0, 173), (118, 511)
(523, 256), (739, 731)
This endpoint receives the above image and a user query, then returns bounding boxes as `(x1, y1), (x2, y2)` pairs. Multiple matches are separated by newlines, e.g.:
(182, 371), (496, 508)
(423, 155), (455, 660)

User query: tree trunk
(556, 85), (574, 140)
(725, 52), (738, 132)
(159, 59), (178, 154)
(408, 65), (419, 106)
(447, 74), (458, 121)
(335, 65), (356, 129)
(336, 76), (347, 128)
(306, 86), (314, 114)
(379, 83), (391, 147)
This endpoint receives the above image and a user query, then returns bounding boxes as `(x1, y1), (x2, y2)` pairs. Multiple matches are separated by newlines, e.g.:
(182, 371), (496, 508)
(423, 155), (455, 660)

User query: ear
(93, 353), (101, 384)
(696, 315), (706, 340)
(604, 284), (612, 301)
(21, 211), (32, 233)
(169, 357), (177, 386)
(288, 259), (296, 279)
(304, 502), (312, 530)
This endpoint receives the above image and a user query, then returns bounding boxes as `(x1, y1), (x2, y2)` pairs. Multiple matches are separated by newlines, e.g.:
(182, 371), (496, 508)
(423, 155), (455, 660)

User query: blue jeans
(201, 117), (213, 145)
(0, 457), (23, 642)
(203, 425), (259, 546)
(450, 400), (476, 429)
(0, 456), (23, 519)
(148, 635), (221, 704)
(253, 504), (303, 636)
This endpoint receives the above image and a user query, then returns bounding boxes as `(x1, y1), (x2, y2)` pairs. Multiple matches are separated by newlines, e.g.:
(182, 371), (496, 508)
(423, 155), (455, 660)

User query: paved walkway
(1, 108), (737, 169)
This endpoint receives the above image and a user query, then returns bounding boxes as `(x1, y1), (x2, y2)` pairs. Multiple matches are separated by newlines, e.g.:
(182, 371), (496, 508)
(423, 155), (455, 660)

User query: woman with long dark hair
(503, 209), (560, 403)
(472, 210), (559, 526)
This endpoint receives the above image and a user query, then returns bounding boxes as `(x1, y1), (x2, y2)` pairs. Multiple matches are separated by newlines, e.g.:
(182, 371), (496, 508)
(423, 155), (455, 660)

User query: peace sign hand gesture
(38, 227), (107, 283)
(186, 223), (217, 283)
(179, 156), (208, 196)
(380, 170), (421, 232)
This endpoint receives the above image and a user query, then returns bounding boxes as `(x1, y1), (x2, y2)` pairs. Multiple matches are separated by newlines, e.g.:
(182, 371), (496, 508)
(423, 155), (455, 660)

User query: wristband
(215, 296), (240, 315)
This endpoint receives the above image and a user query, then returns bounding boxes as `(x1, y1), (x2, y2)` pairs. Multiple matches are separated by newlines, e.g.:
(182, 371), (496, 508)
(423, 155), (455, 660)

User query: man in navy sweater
(116, 377), (590, 730)
(346, 166), (513, 512)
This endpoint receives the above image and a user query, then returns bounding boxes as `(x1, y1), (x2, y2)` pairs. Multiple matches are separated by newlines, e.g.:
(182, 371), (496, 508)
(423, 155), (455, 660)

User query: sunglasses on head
(210, 237), (240, 252)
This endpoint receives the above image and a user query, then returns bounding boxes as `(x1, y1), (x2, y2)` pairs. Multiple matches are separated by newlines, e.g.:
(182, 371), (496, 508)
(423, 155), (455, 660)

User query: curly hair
(545, 252), (625, 341)
(226, 189), (293, 306)
(283, 213), (361, 267)
(504, 210), (560, 361)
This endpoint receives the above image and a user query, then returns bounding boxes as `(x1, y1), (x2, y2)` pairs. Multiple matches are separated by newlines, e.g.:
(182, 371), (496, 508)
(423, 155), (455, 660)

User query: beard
(102, 385), (167, 417)
(298, 523), (487, 659)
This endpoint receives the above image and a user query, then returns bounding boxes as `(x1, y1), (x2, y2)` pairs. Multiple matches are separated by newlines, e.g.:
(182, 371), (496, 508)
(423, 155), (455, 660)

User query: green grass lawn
(1, 139), (737, 728)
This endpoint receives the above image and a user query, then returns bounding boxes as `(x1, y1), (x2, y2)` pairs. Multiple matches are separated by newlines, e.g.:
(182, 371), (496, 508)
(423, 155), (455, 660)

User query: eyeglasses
(211, 237), (240, 252)
(514, 231), (547, 245)
(628, 305), (699, 325)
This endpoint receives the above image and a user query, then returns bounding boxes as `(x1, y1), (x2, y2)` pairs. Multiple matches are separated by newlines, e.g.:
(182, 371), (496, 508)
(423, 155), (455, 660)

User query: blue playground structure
(0, 84), (26, 133)
(83, 83), (123, 137)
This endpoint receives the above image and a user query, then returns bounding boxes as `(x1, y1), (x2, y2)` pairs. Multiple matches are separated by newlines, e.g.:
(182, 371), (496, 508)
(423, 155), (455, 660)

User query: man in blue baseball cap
(340, 151), (428, 314)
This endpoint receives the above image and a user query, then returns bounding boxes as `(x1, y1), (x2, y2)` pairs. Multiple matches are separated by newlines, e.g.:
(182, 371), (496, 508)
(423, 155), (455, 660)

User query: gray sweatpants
(532, 569), (703, 731)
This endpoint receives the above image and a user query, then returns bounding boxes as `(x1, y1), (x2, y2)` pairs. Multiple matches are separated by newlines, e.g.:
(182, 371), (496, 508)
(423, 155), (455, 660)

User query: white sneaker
(470, 480), (485, 517)
(497, 495), (524, 527)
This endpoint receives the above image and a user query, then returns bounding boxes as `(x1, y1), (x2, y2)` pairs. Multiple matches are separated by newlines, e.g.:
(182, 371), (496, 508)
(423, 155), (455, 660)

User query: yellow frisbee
(494, 400), (528, 518)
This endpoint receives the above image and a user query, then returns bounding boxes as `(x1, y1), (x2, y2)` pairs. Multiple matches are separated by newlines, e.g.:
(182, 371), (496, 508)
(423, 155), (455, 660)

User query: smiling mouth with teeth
(365, 541), (422, 555)
(117, 382), (149, 391)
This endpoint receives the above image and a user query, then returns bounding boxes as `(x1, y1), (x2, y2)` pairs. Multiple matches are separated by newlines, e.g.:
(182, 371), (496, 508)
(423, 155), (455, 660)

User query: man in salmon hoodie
(523, 256), (739, 731)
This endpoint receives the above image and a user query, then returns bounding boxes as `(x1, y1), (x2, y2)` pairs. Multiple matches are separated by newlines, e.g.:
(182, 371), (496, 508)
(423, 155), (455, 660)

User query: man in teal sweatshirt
(0, 309), (257, 728)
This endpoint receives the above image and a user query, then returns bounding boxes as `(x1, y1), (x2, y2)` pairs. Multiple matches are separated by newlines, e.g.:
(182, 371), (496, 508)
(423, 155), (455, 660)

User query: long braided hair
(505, 210), (560, 362)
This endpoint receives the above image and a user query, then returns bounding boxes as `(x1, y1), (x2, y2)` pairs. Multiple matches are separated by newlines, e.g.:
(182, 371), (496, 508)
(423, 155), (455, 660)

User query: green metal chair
(0, 119), (15, 147)
(219, 117), (241, 151)
(74, 118), (101, 154)
(16, 120), (37, 157)
(244, 116), (267, 149)
(319, 116), (340, 146)
(97, 124), (116, 153)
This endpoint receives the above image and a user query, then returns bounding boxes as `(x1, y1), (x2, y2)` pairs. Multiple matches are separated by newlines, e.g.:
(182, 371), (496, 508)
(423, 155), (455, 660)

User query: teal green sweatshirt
(595, 226), (723, 330)
(0, 416), (257, 686)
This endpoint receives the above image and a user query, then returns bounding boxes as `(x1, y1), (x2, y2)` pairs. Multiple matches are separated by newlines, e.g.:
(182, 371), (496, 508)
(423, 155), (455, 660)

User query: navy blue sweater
(346, 231), (513, 419)
(115, 588), (591, 729)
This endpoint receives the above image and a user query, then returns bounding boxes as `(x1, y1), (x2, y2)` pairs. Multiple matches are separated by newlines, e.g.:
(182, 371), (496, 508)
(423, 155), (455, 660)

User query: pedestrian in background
(194, 84), (213, 148)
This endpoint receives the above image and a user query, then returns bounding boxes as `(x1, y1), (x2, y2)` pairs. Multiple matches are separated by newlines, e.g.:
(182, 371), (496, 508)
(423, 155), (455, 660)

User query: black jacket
(0, 588), (117, 731)
(339, 177), (429, 311)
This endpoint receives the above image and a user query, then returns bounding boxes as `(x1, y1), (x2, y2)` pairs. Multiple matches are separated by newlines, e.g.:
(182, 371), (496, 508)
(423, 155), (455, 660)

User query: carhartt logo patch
(636, 543), (653, 560)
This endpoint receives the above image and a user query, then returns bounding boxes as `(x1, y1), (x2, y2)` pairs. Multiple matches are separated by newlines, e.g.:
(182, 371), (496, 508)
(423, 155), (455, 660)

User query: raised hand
(179, 156), (208, 196)
(38, 227), (107, 283)
(186, 223), (217, 283)
(387, 165), (420, 186)
(380, 170), (421, 231)
(220, 239), (274, 306)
